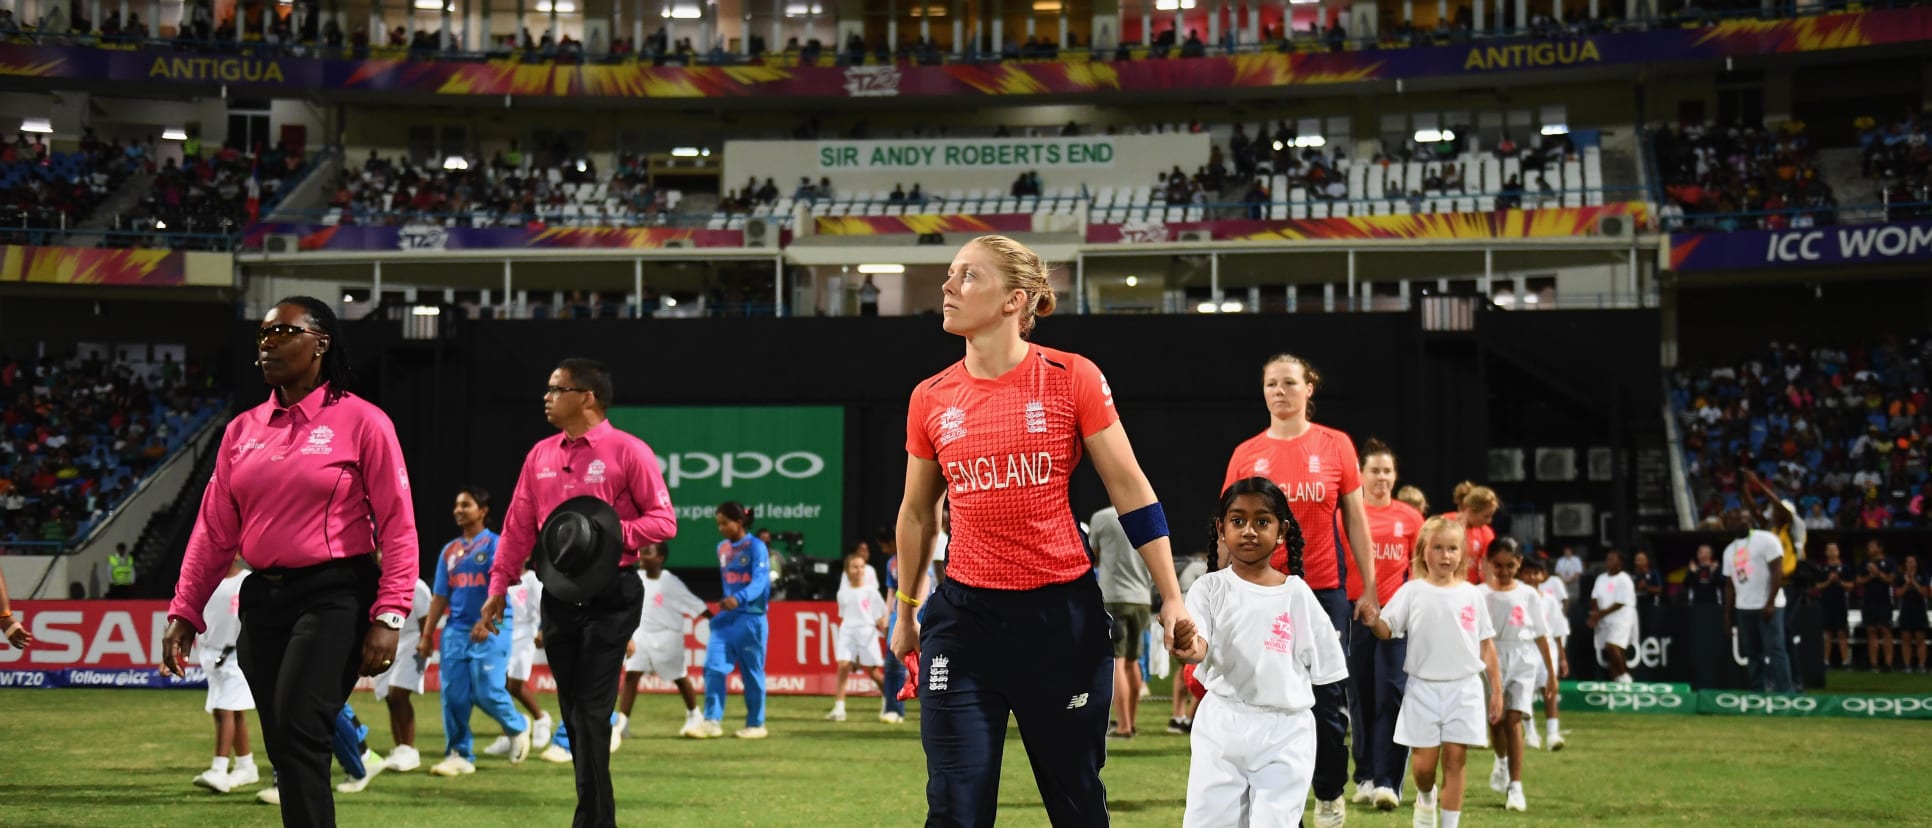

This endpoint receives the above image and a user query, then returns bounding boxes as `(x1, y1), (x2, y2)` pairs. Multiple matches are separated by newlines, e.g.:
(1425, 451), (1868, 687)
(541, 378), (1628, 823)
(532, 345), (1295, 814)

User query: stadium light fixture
(20, 118), (52, 134)
(700, 148), (711, 157)
(1523, 293), (1541, 305)
(343, 294), (355, 303)
(663, 4), (700, 18)
(1413, 128), (1455, 143)
(664, 297), (679, 308)
(1196, 301), (1218, 314)
(1294, 135), (1326, 148)
(443, 156), (469, 171)
(1155, 0), (1197, 9)
(1272, 140), (1284, 151)
(670, 147), (701, 157)
(1125, 275), (1138, 287)
(857, 264), (904, 275)
(1032, 0), (1063, 11)
(783, 3), (823, 15)
(1289, 0), (1321, 5)
(1219, 300), (1243, 313)
(536, 0), (576, 11)
(575, 160), (587, 172)
(153, 219), (168, 229)
(161, 127), (188, 141)
(412, 306), (442, 317)
(1494, 292), (1516, 308)
(1540, 124), (1570, 136)
(909, 4), (947, 14)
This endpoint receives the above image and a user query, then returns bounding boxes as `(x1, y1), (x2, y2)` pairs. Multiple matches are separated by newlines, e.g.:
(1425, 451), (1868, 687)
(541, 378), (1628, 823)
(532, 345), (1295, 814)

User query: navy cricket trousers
(918, 571), (1114, 828)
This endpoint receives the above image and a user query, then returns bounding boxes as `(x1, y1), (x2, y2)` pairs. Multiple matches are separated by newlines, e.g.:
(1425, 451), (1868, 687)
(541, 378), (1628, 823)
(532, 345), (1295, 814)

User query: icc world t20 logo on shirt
(1458, 604), (1478, 631)
(1509, 605), (1527, 628)
(584, 459), (607, 484)
(1266, 611), (1294, 653)
(301, 425), (334, 455)
(1253, 457), (1271, 475)
(939, 407), (968, 446)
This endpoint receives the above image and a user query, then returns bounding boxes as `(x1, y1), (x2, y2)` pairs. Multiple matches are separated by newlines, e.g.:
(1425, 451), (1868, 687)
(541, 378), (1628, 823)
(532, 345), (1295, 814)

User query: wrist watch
(375, 612), (406, 630)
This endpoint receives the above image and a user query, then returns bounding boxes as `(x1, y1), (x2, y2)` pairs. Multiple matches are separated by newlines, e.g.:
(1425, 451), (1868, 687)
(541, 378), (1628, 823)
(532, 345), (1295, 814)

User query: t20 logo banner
(608, 406), (843, 569)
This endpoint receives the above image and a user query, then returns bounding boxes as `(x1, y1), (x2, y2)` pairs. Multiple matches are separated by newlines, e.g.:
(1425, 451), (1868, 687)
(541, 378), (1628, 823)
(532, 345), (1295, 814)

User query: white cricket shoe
(1549, 733), (1567, 751)
(256, 786), (280, 806)
(879, 711), (904, 724)
(1489, 759), (1510, 793)
(508, 730), (532, 765)
(540, 745), (573, 763)
(335, 750), (385, 793)
(1372, 786), (1400, 811)
(1524, 720), (1543, 749)
(384, 744), (421, 772)
(678, 712), (705, 737)
(482, 736), (513, 757)
(734, 726), (769, 740)
(1506, 786), (1528, 812)
(688, 720), (724, 739)
(1351, 780), (1376, 804)
(825, 708), (848, 722)
(1314, 796), (1346, 828)
(225, 765), (260, 789)
(428, 753), (476, 777)
(531, 713), (554, 748)
(193, 769), (233, 794)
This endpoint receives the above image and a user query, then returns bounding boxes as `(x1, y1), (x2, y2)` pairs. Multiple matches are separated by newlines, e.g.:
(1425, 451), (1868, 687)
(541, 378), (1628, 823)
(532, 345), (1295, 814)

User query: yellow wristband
(895, 589), (921, 607)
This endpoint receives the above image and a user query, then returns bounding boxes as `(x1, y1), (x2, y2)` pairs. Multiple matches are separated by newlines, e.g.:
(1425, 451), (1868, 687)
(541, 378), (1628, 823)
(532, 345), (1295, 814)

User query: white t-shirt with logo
(1481, 581), (1552, 649)
(836, 580), (886, 635)
(1183, 569), (1347, 712)
(397, 579), (432, 655)
(1379, 579), (1495, 682)
(510, 570), (543, 648)
(1591, 571), (1638, 627)
(198, 572), (249, 656)
(1722, 530), (1788, 611)
(1538, 578), (1572, 637)
(641, 570), (707, 634)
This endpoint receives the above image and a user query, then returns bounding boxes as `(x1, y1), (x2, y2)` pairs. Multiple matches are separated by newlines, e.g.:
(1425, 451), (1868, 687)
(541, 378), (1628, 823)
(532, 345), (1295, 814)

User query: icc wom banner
(607, 407), (843, 569)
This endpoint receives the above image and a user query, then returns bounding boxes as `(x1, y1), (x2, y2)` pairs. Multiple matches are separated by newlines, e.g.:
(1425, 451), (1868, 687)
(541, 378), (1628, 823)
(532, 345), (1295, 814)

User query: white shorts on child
(203, 657), (255, 713)
(624, 628), (688, 678)
(373, 651), (426, 697)
(1496, 645), (1540, 715)
(1184, 694), (1316, 828)
(1595, 618), (1635, 656)
(507, 639), (537, 681)
(834, 624), (884, 668)
(1395, 674), (1488, 749)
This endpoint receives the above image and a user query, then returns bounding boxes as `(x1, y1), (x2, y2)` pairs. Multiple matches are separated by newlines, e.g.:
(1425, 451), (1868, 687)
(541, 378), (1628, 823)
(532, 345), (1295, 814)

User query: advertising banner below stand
(6, 600), (872, 698)
(1566, 581), (1824, 690)
(1696, 690), (1932, 719)
(1556, 680), (1697, 715)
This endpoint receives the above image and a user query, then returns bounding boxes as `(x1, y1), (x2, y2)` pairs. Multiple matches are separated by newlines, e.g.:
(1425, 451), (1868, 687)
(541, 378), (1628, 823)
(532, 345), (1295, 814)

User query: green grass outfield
(2, 672), (1928, 827)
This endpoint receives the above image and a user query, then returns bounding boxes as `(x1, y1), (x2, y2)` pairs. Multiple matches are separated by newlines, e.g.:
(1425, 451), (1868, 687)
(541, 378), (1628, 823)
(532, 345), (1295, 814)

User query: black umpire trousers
(237, 555), (377, 828)
(542, 568), (644, 828)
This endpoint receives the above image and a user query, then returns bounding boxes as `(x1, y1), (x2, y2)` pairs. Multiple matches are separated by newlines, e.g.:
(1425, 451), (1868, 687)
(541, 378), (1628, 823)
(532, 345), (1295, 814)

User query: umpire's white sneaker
(225, 765), (260, 789)
(482, 736), (512, 757)
(193, 769), (233, 794)
(256, 786), (280, 806)
(336, 750), (386, 793)
(1351, 781), (1376, 804)
(428, 753), (476, 777)
(384, 744), (421, 772)
(1489, 759), (1510, 793)
(1314, 796), (1346, 828)
(508, 730), (532, 765)
(1372, 786), (1401, 811)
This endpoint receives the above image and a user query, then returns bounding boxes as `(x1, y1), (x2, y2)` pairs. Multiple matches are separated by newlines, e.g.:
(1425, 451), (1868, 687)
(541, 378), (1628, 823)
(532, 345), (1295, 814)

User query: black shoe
(1166, 718), (1187, 734)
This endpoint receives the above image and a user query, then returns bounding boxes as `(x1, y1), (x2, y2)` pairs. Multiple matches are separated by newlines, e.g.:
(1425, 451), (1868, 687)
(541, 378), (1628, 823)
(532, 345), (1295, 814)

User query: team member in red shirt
(1222, 353), (1378, 828)
(1450, 482), (1500, 586)
(1347, 439), (1424, 812)
(893, 235), (1191, 827)
(161, 297), (421, 828)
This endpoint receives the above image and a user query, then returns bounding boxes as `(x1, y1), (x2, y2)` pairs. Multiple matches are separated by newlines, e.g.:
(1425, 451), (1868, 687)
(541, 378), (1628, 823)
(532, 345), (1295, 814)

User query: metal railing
(1658, 200), (1932, 233)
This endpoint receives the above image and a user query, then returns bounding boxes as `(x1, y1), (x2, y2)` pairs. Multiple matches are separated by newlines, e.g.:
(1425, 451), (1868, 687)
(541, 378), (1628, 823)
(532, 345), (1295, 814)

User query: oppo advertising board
(606, 406), (843, 569)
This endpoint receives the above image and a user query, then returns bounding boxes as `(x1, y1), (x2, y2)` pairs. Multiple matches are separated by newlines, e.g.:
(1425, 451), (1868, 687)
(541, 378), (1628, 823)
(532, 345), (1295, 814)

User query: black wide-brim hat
(535, 496), (625, 604)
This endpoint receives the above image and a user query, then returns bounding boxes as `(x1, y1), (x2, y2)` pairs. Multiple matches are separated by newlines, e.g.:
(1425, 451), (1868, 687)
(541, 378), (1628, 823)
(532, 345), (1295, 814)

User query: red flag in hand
(897, 652), (920, 701)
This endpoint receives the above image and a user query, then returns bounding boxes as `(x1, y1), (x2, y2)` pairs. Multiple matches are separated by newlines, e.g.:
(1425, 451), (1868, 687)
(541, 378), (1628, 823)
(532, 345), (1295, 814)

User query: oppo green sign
(607, 406), (843, 569)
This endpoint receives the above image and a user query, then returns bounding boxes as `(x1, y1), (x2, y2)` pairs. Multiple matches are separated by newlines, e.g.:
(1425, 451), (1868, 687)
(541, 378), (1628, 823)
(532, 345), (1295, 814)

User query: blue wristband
(1119, 502), (1170, 549)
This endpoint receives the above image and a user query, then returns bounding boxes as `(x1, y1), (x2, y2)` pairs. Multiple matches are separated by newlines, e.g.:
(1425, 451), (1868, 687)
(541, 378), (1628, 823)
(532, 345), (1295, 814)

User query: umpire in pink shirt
(160, 297), (420, 828)
(480, 357), (677, 828)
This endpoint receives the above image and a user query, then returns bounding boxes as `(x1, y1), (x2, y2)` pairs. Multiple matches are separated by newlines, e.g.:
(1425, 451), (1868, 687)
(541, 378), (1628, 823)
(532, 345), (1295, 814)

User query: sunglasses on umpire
(256, 324), (330, 347)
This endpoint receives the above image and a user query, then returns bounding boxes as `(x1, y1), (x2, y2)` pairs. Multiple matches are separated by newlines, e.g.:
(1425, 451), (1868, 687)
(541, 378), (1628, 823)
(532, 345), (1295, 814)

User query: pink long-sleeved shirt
(488, 418), (678, 596)
(168, 385), (420, 632)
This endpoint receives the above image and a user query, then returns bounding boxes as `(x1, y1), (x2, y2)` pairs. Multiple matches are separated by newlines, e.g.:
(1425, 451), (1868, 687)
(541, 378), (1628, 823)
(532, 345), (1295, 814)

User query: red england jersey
(1223, 425), (1363, 592)
(1364, 500), (1424, 605)
(1443, 513), (1496, 585)
(906, 344), (1118, 590)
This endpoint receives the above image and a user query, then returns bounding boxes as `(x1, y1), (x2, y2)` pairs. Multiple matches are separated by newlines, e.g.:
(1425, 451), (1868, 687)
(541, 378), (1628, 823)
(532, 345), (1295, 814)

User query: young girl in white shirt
(1519, 557), (1569, 751)
(1174, 477), (1348, 828)
(826, 551), (888, 722)
(1368, 516), (1502, 828)
(1478, 540), (1557, 813)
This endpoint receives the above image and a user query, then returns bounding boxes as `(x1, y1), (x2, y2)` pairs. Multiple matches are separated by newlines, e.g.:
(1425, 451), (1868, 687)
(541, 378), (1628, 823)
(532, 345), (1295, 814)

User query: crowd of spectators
(0, 130), (140, 244)
(1652, 120), (1838, 232)
(1857, 113), (1932, 222)
(1674, 336), (1932, 532)
(326, 145), (681, 227)
(122, 136), (308, 248)
(0, 350), (221, 553)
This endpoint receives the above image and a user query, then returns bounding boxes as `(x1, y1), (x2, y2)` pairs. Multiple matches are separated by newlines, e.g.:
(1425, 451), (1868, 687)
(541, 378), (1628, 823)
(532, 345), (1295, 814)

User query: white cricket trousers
(1184, 693), (1316, 828)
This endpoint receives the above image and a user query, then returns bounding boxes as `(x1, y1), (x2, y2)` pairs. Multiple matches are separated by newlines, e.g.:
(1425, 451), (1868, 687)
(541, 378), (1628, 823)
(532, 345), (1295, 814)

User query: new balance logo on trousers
(1067, 693), (1090, 709)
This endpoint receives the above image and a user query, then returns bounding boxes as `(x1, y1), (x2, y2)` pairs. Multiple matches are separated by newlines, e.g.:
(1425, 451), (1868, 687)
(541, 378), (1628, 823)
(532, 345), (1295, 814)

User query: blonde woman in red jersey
(893, 235), (1192, 828)
(1348, 439), (1425, 813)
(1222, 353), (1379, 828)
(1449, 483), (1500, 586)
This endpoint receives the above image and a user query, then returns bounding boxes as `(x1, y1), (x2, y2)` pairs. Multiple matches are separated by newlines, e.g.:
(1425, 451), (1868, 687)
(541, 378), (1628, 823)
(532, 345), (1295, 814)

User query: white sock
(1548, 717), (1561, 736)
(211, 756), (230, 774)
(235, 754), (255, 769)
(831, 700), (846, 712)
(1417, 787), (1437, 806)
(1509, 781), (1523, 795)
(1441, 810), (1461, 828)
